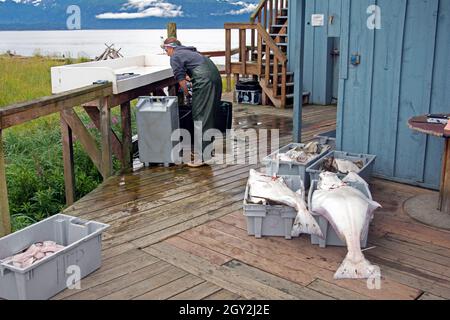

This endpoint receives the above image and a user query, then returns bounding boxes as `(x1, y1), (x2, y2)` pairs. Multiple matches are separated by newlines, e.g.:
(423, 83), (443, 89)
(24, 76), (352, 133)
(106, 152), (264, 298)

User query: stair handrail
(256, 23), (288, 108)
(250, 0), (288, 29)
(256, 23), (287, 63)
(250, 0), (267, 23)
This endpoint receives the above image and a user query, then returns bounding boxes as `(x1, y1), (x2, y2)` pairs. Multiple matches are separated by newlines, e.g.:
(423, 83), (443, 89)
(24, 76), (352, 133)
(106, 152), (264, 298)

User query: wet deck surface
(54, 98), (450, 300)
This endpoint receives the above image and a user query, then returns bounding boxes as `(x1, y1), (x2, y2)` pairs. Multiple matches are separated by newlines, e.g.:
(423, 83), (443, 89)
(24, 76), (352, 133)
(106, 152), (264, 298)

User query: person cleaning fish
(162, 37), (223, 168)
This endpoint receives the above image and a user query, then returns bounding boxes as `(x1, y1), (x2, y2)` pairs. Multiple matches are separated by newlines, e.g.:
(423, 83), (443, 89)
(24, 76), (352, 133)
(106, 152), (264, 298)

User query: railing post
(273, 56), (279, 97)
(281, 62), (287, 109)
(275, 0), (279, 21)
(100, 97), (113, 179)
(265, 41), (271, 86)
(269, 0), (273, 29)
(121, 101), (133, 170)
(251, 28), (256, 60)
(60, 114), (75, 206)
(257, 31), (263, 75)
(167, 22), (177, 38)
(0, 128), (11, 237)
(225, 28), (232, 92)
(240, 29), (247, 75)
(263, 1), (268, 30)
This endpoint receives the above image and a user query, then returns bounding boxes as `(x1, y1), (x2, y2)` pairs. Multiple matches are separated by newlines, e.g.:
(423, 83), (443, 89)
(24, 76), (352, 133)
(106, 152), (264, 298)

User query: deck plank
(170, 282), (223, 300)
(66, 261), (171, 300)
(144, 242), (300, 300)
(224, 260), (333, 300)
(182, 221), (420, 300)
(53, 250), (159, 300)
(166, 236), (233, 266)
(307, 279), (369, 300)
(203, 290), (242, 300)
(418, 292), (446, 300)
(134, 274), (205, 300)
(100, 266), (189, 300)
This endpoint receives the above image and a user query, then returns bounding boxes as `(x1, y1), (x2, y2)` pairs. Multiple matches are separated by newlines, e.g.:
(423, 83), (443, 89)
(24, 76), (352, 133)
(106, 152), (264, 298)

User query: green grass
(0, 56), (65, 107)
(0, 56), (119, 231)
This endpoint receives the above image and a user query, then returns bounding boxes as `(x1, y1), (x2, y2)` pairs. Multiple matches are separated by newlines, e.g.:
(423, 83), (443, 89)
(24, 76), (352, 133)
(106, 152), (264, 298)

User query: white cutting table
(51, 55), (174, 95)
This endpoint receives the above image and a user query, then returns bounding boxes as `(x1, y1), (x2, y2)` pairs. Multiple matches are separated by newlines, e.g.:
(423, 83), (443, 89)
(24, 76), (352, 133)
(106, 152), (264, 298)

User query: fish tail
(291, 208), (324, 239)
(334, 255), (378, 280)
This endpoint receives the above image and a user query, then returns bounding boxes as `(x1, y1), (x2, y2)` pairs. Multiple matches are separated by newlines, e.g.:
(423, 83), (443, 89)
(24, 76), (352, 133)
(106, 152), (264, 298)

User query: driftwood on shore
(96, 44), (123, 61)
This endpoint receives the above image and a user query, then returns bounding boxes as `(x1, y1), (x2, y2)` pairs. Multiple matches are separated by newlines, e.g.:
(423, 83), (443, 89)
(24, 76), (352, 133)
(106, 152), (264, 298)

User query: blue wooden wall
(289, 0), (341, 105)
(335, 0), (450, 190)
(289, 0), (449, 190)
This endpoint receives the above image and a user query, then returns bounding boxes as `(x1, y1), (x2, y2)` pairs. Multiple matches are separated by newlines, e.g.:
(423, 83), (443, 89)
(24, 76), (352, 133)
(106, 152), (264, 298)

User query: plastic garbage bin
(216, 101), (233, 134)
(136, 96), (179, 167)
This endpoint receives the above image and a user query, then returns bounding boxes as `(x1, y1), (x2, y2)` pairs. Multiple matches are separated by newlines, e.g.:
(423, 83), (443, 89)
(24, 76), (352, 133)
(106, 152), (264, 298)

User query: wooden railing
(257, 23), (288, 108)
(251, 0), (289, 27)
(200, 49), (239, 82)
(250, 0), (289, 51)
(0, 78), (177, 236)
(224, 23), (258, 91)
(224, 22), (288, 108)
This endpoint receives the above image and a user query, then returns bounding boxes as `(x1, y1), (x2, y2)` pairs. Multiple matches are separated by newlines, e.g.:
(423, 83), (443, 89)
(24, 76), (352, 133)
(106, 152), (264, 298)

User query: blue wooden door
(336, 0), (449, 190)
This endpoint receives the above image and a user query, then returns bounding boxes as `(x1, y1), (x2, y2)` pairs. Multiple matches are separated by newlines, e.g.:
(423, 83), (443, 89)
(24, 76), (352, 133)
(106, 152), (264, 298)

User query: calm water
(0, 29), (244, 63)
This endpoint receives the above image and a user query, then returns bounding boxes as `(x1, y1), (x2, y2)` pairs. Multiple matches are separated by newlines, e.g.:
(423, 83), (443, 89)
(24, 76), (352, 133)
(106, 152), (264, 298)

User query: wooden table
(406, 115), (450, 230)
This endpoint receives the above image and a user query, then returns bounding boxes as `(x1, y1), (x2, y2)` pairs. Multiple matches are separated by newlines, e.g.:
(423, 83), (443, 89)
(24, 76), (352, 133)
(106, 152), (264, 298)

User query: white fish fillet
(2, 241), (65, 269)
(312, 172), (381, 279)
(248, 169), (323, 238)
(334, 159), (362, 174)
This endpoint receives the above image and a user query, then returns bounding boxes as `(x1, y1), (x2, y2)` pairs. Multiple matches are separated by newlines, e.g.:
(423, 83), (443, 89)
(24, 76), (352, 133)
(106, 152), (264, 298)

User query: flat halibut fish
(248, 169), (323, 238)
(312, 172), (381, 279)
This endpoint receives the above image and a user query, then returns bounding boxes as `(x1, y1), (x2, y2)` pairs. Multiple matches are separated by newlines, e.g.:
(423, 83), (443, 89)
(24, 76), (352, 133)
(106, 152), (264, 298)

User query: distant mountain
(0, 0), (259, 30)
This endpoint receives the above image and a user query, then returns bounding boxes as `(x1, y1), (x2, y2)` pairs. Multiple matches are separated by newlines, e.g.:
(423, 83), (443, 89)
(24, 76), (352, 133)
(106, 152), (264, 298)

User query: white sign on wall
(311, 14), (325, 27)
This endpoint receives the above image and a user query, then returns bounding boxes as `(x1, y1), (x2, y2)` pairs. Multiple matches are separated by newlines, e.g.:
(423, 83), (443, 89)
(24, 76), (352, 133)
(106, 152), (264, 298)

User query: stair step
(271, 25), (287, 28)
(270, 34), (288, 37)
(285, 92), (311, 99)
(262, 41), (288, 47)
(277, 16), (289, 19)
(262, 63), (284, 67)
(278, 82), (295, 87)
(270, 72), (294, 77)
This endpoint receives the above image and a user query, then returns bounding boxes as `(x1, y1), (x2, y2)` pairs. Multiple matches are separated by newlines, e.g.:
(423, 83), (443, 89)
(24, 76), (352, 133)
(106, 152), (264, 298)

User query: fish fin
(334, 256), (378, 280)
(368, 200), (382, 211)
(291, 210), (324, 238)
(343, 172), (367, 185)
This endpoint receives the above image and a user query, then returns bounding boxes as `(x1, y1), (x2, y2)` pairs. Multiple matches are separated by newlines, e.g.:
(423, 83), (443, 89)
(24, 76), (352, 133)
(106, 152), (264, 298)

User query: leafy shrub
(4, 115), (104, 231)
(1, 56), (129, 231)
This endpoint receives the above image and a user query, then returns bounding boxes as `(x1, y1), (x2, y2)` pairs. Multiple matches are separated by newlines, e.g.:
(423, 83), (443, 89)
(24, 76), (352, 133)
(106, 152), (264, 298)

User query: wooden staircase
(225, 0), (305, 109)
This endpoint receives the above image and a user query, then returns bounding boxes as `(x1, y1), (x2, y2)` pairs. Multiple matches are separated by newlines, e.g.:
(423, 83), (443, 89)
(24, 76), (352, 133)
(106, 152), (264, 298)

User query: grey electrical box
(136, 96), (180, 167)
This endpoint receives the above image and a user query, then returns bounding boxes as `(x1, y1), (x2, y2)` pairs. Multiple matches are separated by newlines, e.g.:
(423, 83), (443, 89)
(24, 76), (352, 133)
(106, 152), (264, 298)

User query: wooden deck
(54, 97), (450, 300)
